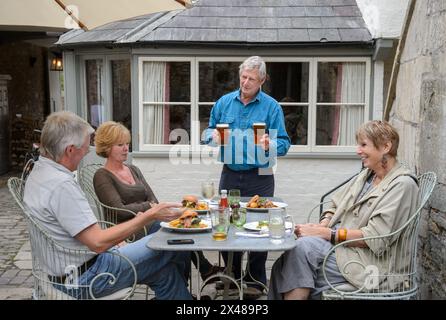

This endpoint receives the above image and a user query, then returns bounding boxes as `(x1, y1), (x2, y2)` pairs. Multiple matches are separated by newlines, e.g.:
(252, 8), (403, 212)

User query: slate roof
(57, 0), (373, 47)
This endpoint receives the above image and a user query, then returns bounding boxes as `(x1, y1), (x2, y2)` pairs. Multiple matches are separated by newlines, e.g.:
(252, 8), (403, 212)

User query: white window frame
(137, 56), (371, 154)
(80, 54), (131, 124)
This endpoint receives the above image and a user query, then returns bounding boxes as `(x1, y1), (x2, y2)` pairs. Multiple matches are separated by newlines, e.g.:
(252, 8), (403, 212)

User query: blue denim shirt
(205, 89), (290, 171)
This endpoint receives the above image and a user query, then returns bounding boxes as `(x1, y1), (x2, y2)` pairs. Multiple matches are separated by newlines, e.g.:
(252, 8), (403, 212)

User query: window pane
(199, 105), (212, 142)
(316, 105), (364, 146)
(317, 62), (366, 103)
(142, 104), (190, 145)
(280, 105), (308, 145)
(85, 59), (103, 129)
(199, 62), (239, 101)
(264, 62), (309, 103)
(111, 60), (131, 133)
(142, 61), (190, 102)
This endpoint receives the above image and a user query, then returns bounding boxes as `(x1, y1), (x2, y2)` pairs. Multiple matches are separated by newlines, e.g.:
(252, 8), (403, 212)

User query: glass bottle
(219, 189), (228, 208)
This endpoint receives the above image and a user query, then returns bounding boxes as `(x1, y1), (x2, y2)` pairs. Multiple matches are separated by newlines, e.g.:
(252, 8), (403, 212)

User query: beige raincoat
(326, 163), (418, 290)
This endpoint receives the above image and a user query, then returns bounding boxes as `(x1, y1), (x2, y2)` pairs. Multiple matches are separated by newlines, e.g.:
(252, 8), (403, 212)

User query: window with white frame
(138, 57), (370, 153)
(82, 56), (132, 136)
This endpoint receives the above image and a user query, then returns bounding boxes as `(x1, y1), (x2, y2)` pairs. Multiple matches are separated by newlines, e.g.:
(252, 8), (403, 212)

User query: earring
(381, 154), (388, 167)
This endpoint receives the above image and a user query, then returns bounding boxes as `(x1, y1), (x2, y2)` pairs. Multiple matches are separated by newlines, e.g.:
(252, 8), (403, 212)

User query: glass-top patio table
(146, 197), (297, 300)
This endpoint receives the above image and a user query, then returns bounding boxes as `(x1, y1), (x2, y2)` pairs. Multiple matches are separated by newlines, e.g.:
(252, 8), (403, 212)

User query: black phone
(167, 239), (195, 245)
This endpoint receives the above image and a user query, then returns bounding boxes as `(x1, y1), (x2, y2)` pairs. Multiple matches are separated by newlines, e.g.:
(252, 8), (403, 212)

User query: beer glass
(253, 122), (266, 145)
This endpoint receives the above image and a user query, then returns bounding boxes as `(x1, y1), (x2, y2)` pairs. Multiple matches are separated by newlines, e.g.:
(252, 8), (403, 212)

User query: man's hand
(145, 202), (182, 222)
(259, 134), (270, 151)
(212, 129), (221, 145)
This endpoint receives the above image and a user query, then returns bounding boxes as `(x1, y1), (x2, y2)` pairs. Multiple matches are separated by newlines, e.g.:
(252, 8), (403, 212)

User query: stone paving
(0, 172), (282, 300)
(0, 172), (33, 300)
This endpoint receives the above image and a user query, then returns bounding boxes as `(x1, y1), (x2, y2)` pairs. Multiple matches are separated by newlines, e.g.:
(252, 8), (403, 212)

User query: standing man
(24, 111), (192, 300)
(206, 56), (291, 299)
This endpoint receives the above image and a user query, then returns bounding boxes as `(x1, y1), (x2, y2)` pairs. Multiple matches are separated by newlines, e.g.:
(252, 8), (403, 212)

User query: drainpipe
(384, 0), (417, 121)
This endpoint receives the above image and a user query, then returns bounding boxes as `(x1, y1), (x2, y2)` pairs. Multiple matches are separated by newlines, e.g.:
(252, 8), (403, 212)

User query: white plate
(160, 221), (211, 233)
(243, 221), (293, 232)
(243, 221), (268, 231)
(179, 207), (210, 214)
(240, 201), (288, 211)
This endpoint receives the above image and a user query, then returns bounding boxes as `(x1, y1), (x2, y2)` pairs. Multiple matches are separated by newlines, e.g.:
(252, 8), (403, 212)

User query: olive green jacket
(326, 163), (419, 290)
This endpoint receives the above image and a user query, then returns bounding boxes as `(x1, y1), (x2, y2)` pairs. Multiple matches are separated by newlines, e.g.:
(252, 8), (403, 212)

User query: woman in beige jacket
(268, 120), (419, 300)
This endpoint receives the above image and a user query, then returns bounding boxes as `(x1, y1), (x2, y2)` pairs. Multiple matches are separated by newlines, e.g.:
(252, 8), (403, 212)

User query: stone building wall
(0, 41), (47, 169)
(389, 0), (446, 299)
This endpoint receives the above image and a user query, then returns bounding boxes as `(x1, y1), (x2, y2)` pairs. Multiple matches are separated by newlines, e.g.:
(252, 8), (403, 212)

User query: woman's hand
(295, 223), (330, 240)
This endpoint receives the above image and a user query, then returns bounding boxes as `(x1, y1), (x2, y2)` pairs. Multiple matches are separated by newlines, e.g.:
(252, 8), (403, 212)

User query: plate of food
(240, 195), (288, 211)
(243, 220), (270, 232)
(181, 195), (210, 214)
(243, 220), (293, 232)
(161, 210), (211, 233)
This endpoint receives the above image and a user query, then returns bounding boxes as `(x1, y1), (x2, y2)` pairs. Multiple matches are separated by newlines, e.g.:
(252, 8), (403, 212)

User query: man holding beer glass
(205, 56), (290, 299)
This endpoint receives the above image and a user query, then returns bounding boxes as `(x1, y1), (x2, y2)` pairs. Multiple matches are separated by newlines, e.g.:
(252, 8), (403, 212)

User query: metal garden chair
(309, 171), (437, 300)
(8, 177), (137, 300)
(77, 163), (147, 240)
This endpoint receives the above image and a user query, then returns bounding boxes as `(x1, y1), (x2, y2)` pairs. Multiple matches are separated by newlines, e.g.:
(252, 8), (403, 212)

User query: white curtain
(337, 63), (365, 145)
(143, 62), (166, 144)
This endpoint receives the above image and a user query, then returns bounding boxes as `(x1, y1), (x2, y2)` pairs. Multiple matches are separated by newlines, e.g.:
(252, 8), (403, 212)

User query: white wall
(356, 0), (409, 39)
(132, 157), (362, 224)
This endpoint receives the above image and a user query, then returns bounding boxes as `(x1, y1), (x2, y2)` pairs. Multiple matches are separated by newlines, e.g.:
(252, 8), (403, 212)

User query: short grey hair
(40, 111), (94, 162)
(239, 56), (266, 81)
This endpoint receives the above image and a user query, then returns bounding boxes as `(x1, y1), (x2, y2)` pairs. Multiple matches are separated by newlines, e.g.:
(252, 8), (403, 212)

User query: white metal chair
(8, 177), (137, 300)
(310, 172), (437, 300)
(78, 163), (147, 240)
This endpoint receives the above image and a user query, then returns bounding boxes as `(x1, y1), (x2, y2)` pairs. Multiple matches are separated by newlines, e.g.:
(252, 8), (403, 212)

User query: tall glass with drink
(269, 208), (286, 244)
(210, 207), (230, 241)
(201, 181), (215, 220)
(253, 122), (266, 145)
(216, 123), (229, 145)
(201, 181), (215, 202)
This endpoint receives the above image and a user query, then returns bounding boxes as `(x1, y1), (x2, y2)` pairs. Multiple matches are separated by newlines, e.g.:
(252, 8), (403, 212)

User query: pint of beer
(253, 122), (266, 145)
(216, 123), (229, 145)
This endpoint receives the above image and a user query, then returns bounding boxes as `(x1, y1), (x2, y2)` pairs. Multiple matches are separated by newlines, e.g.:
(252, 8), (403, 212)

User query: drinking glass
(269, 208), (286, 244)
(201, 181), (215, 219)
(201, 181), (215, 202)
(210, 207), (230, 241)
(231, 207), (246, 228)
(228, 189), (241, 208)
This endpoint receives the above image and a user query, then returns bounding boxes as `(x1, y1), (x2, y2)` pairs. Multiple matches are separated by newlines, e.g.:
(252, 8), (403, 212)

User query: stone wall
(389, 0), (446, 299)
(0, 41), (47, 170)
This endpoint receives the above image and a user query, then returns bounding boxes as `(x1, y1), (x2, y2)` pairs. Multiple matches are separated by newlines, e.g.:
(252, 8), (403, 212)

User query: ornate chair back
(321, 172), (437, 300)
(8, 177), (137, 300)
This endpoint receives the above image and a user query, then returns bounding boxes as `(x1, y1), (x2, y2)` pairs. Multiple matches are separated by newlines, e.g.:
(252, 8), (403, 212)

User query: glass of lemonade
(211, 207), (230, 241)
(269, 208), (286, 244)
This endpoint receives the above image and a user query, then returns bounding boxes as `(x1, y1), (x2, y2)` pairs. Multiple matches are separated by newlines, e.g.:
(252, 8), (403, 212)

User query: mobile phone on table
(167, 239), (194, 245)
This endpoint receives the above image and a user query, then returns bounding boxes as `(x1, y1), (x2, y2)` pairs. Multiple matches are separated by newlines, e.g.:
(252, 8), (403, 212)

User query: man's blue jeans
(58, 234), (192, 300)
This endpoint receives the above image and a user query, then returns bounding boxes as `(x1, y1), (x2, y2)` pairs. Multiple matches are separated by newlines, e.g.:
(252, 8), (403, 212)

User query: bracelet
(337, 228), (348, 243)
(330, 228), (336, 245)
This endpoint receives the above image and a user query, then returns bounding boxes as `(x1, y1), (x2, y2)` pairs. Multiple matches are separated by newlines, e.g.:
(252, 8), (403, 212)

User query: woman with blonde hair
(93, 121), (223, 283)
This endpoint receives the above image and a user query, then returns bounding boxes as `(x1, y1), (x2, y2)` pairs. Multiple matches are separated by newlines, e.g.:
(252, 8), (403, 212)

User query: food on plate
(247, 195), (278, 209)
(169, 210), (207, 229)
(181, 195), (209, 210)
(257, 221), (269, 228)
(182, 195), (199, 209)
